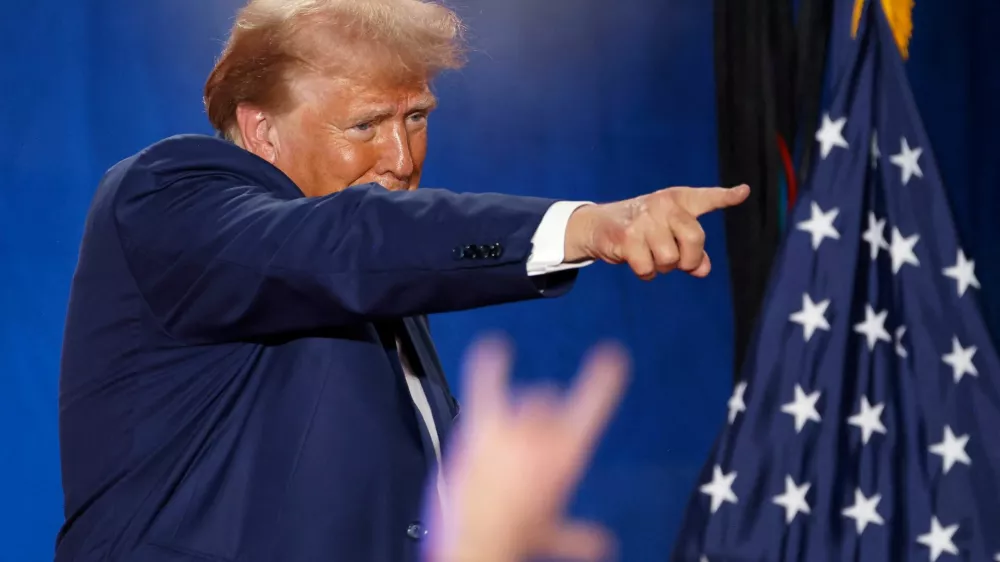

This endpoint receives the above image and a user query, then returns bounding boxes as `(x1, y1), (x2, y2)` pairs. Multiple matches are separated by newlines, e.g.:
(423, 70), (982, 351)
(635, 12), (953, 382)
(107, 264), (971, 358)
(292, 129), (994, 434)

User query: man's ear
(235, 105), (279, 163)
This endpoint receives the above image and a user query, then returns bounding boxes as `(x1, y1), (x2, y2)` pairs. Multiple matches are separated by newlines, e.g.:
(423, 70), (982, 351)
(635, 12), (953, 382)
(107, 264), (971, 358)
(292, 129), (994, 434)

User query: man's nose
(375, 122), (414, 183)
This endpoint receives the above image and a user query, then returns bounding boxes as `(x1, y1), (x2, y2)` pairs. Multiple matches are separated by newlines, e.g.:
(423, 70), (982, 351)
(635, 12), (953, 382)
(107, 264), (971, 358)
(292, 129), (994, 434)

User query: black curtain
(715, 0), (834, 381)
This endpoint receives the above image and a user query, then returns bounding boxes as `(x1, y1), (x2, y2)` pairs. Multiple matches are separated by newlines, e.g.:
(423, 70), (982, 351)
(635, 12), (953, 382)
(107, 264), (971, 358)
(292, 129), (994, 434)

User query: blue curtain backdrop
(0, 1), (996, 561)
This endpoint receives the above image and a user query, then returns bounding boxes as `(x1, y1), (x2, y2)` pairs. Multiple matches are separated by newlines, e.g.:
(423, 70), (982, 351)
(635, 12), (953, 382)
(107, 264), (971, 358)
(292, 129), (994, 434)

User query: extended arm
(115, 161), (575, 343)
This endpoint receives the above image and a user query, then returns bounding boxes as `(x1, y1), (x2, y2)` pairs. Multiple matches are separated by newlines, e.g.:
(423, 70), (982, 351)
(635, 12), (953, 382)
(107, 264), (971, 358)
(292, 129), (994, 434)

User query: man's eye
(408, 113), (427, 123)
(353, 122), (373, 131)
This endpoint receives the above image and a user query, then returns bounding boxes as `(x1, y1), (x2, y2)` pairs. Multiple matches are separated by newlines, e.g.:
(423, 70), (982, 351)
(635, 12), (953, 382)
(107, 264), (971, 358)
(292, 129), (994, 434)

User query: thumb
(672, 184), (750, 217)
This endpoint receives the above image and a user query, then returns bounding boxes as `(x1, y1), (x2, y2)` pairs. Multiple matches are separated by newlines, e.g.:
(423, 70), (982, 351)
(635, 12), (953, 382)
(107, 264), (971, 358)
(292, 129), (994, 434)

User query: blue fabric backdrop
(0, 1), (996, 561)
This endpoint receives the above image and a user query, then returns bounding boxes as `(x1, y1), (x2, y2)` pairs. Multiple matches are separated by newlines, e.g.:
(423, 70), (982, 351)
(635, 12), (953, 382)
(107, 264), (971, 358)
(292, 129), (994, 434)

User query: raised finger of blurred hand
(562, 343), (630, 466)
(462, 335), (513, 424)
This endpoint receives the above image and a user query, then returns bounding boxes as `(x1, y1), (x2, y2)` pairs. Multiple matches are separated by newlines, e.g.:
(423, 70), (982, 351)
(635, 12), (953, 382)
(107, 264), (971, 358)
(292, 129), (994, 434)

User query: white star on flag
(841, 489), (885, 535)
(772, 475), (811, 524)
(889, 227), (920, 274)
(727, 381), (747, 424)
(699, 465), (738, 514)
(861, 212), (888, 261)
(815, 114), (849, 159)
(847, 396), (887, 445)
(943, 249), (980, 297)
(789, 293), (831, 342)
(796, 201), (841, 250)
(780, 384), (822, 433)
(853, 305), (892, 351)
(942, 336), (978, 383)
(916, 516), (959, 562)
(890, 136), (924, 186)
(929, 425), (971, 474)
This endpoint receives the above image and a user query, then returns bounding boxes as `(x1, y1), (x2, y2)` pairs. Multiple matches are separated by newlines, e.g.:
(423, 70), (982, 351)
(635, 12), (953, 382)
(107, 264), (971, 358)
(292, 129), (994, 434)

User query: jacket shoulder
(134, 134), (268, 182)
(99, 134), (300, 203)
(141, 133), (248, 160)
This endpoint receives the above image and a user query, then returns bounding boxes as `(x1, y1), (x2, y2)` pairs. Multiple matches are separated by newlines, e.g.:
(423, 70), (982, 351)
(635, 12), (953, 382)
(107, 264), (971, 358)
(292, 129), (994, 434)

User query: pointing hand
(564, 184), (750, 280)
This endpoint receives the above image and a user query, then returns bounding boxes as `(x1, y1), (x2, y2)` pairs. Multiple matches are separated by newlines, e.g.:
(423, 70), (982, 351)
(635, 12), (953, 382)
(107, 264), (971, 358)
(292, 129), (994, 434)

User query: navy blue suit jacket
(56, 135), (577, 562)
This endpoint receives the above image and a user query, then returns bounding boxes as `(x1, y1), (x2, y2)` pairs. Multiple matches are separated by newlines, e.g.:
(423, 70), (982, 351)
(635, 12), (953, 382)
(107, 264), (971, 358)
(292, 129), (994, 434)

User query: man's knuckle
(655, 245), (679, 263)
(621, 222), (645, 243)
(679, 228), (706, 246)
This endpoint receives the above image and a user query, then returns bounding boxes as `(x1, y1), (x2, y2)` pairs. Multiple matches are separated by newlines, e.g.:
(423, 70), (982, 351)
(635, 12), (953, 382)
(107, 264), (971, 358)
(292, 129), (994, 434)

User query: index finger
(561, 343), (630, 460)
(462, 335), (514, 423)
(671, 184), (750, 217)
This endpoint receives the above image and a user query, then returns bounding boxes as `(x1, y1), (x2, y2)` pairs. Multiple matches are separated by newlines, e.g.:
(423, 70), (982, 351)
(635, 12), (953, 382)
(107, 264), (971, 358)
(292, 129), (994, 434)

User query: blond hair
(204, 0), (466, 140)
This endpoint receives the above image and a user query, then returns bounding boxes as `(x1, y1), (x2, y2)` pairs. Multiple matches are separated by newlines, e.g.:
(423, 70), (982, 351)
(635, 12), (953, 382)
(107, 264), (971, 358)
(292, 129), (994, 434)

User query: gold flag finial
(852, 0), (914, 59)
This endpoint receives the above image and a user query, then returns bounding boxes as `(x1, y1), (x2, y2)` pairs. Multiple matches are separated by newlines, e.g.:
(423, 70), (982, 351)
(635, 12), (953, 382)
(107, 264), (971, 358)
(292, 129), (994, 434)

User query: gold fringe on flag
(852, 0), (914, 59)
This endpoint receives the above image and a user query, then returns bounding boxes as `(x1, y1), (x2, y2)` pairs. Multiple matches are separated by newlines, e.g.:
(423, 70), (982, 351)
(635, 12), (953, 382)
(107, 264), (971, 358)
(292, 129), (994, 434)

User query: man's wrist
(564, 203), (598, 264)
(430, 542), (520, 562)
(428, 519), (523, 562)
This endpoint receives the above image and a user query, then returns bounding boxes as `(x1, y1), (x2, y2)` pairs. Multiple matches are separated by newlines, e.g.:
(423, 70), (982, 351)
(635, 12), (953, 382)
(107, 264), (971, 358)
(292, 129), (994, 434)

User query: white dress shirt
(399, 200), (593, 508)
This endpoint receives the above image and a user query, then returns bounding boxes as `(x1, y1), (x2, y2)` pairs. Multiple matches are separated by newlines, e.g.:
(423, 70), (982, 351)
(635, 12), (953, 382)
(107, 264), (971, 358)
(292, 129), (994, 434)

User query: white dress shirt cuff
(526, 201), (596, 277)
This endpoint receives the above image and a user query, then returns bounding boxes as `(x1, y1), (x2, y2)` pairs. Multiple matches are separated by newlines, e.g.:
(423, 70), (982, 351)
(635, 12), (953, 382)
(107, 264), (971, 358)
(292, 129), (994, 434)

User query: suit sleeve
(113, 165), (576, 343)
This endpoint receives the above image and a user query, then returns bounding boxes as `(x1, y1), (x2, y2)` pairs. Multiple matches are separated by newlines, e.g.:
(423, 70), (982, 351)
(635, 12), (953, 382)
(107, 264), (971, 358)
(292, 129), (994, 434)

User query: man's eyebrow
(347, 96), (437, 124)
(410, 96), (438, 112)
(350, 106), (397, 123)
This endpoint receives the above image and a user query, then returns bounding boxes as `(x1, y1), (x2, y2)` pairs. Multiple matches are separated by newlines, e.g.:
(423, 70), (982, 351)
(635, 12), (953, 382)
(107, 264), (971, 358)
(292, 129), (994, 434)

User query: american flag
(672, 3), (1000, 561)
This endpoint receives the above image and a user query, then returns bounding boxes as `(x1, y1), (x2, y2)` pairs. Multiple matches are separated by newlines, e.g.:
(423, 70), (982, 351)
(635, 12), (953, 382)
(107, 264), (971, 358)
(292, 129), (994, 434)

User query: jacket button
(452, 246), (466, 260)
(464, 244), (480, 259)
(406, 522), (427, 541)
(490, 243), (503, 259)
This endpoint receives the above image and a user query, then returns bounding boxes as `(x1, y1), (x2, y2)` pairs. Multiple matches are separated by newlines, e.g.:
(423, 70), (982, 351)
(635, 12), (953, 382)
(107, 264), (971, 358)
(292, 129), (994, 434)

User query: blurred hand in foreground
(427, 337), (630, 562)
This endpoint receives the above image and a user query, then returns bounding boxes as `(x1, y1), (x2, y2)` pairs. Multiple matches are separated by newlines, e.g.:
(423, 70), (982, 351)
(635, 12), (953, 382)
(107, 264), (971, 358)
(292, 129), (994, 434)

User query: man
(56, 0), (748, 561)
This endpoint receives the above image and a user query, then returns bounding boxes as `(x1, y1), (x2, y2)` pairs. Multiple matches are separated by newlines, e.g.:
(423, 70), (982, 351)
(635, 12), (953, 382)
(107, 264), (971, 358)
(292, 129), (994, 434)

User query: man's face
(269, 73), (437, 197)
